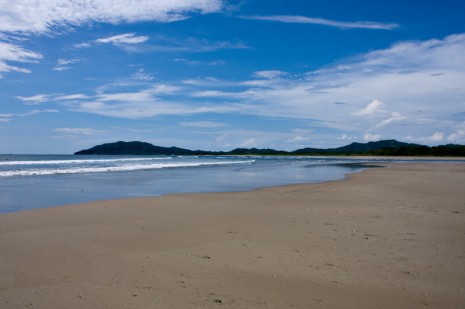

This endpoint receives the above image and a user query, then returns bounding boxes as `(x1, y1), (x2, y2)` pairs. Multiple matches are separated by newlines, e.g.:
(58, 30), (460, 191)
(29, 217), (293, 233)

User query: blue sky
(1, 0), (465, 153)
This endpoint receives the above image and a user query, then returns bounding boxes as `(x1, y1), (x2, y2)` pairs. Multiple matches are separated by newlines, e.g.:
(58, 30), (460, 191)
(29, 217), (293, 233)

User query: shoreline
(2, 161), (376, 215)
(2, 157), (464, 215)
(1, 162), (464, 308)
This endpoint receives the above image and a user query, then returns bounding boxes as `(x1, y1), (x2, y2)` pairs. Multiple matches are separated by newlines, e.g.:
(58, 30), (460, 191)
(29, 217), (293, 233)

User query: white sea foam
(0, 160), (255, 177)
(0, 157), (171, 166)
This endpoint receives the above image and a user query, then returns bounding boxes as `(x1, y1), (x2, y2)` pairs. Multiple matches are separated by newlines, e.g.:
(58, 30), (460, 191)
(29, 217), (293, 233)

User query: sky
(1, 0), (465, 154)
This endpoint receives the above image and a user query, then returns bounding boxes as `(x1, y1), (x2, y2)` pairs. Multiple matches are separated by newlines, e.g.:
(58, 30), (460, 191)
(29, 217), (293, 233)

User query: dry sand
(1, 163), (464, 308)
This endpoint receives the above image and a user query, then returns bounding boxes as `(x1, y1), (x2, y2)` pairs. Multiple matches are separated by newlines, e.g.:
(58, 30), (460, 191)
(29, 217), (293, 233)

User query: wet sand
(1, 163), (464, 308)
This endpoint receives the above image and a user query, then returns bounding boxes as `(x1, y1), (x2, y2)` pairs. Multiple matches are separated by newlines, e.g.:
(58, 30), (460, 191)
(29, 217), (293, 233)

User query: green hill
(74, 141), (200, 155)
(75, 140), (465, 157)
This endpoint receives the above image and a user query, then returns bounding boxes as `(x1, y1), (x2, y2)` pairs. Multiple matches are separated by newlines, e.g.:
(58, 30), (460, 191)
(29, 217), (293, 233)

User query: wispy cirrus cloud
(74, 33), (150, 50)
(20, 109), (59, 116)
(0, 109), (58, 123)
(138, 37), (248, 53)
(0, 41), (42, 77)
(183, 33), (465, 144)
(54, 127), (108, 136)
(76, 34), (247, 53)
(0, 1), (224, 77)
(179, 121), (227, 128)
(16, 94), (49, 105)
(62, 94), (91, 100)
(174, 58), (226, 66)
(29, 82), (237, 119)
(95, 33), (150, 45)
(53, 58), (83, 71)
(242, 15), (398, 30)
(66, 98), (237, 119)
(0, 0), (225, 34)
(16, 33), (465, 145)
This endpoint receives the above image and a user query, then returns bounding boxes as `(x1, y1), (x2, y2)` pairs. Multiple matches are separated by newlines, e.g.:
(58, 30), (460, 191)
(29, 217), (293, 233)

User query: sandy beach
(1, 162), (464, 308)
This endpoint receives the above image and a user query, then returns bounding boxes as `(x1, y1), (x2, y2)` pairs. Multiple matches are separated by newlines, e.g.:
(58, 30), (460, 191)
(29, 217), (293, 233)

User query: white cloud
(53, 58), (82, 71)
(54, 127), (108, 135)
(77, 35), (247, 53)
(354, 99), (385, 116)
(49, 83), (237, 118)
(179, 121), (226, 128)
(254, 70), (288, 79)
(97, 91), (154, 103)
(174, 58), (225, 66)
(68, 99), (236, 119)
(239, 138), (256, 147)
(20, 109), (59, 116)
(191, 90), (245, 98)
(181, 77), (223, 86)
(447, 122), (465, 143)
(0, 1), (223, 76)
(406, 132), (447, 145)
(95, 33), (149, 45)
(0, 114), (14, 123)
(131, 69), (154, 81)
(149, 84), (181, 94)
(341, 134), (357, 141)
(73, 42), (91, 49)
(375, 112), (405, 128)
(16, 94), (49, 105)
(290, 136), (309, 142)
(361, 34), (465, 70)
(213, 129), (302, 150)
(143, 37), (248, 53)
(16, 33), (465, 145)
(74, 33), (150, 51)
(174, 33), (465, 145)
(242, 15), (399, 30)
(428, 132), (445, 142)
(0, 41), (42, 76)
(0, 0), (224, 34)
(0, 109), (57, 122)
(364, 134), (382, 142)
(54, 93), (90, 100)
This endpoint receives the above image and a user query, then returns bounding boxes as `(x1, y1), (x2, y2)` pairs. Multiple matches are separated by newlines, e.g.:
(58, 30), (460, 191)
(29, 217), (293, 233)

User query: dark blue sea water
(0, 154), (462, 213)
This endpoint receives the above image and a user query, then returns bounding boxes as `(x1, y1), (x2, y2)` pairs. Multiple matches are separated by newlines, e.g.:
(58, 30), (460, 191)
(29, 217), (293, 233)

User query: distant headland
(75, 140), (465, 157)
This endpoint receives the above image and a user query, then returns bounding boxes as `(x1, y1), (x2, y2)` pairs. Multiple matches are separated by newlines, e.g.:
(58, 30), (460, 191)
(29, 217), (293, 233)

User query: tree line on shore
(75, 140), (465, 157)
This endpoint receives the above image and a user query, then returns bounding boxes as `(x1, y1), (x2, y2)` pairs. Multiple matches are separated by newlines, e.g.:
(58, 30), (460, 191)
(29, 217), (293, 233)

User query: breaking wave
(0, 159), (255, 177)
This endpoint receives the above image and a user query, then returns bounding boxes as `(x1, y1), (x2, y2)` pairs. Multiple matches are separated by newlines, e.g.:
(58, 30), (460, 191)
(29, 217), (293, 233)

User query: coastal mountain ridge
(74, 140), (465, 156)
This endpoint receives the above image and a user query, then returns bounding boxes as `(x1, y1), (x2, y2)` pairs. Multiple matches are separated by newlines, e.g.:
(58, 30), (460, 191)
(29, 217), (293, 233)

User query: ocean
(0, 154), (461, 213)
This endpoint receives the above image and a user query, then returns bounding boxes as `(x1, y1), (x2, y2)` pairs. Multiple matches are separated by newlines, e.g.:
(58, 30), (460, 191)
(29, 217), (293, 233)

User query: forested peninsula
(75, 140), (465, 157)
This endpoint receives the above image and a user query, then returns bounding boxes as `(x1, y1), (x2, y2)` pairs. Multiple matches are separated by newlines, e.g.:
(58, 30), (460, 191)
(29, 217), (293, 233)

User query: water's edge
(1, 155), (463, 213)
